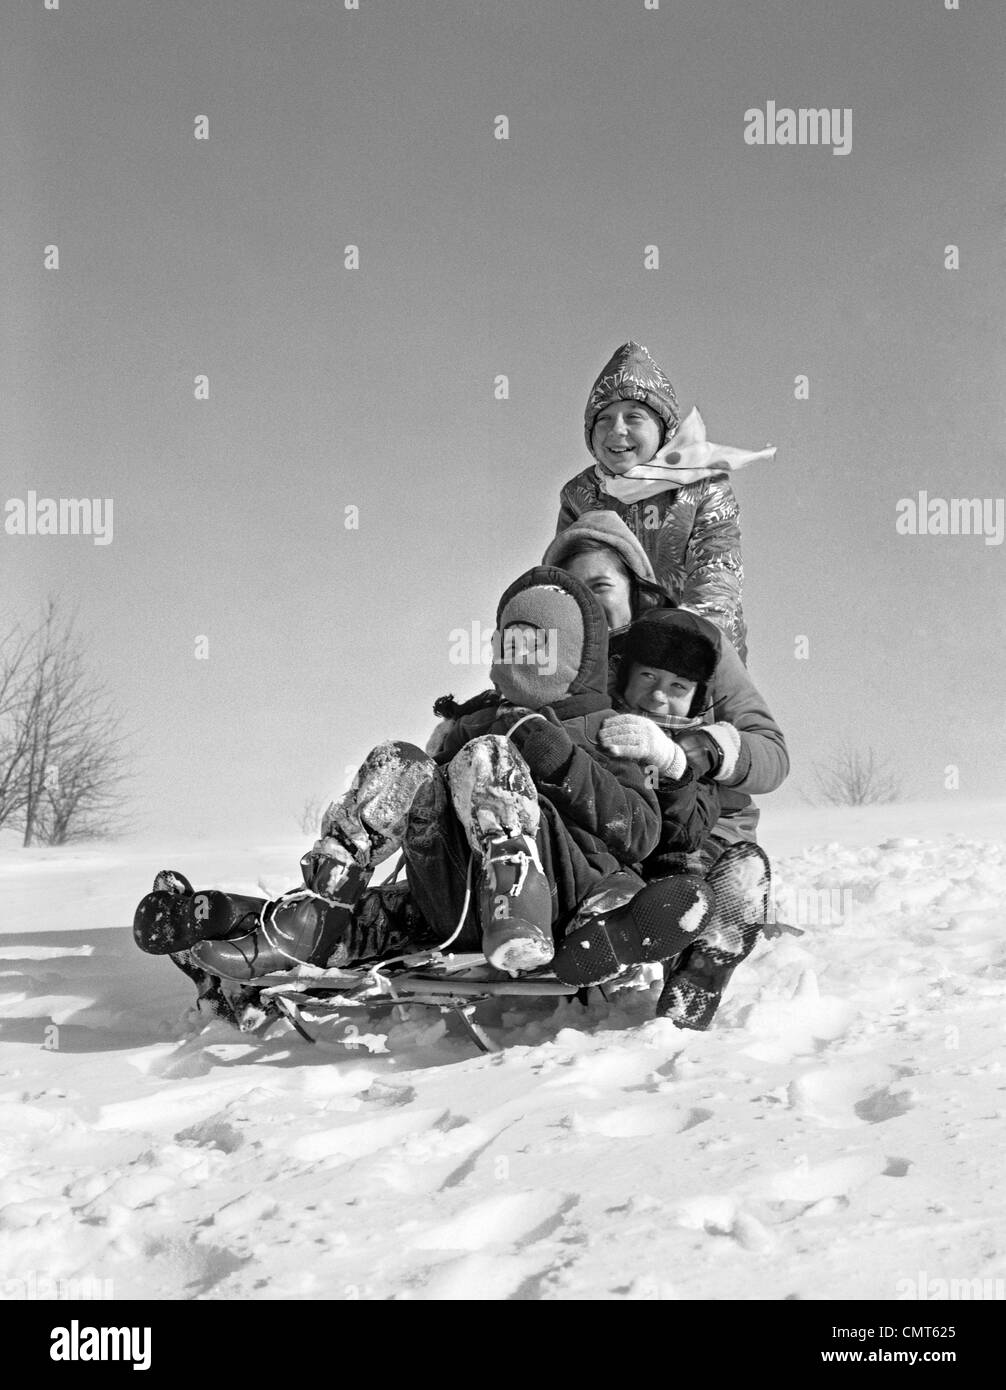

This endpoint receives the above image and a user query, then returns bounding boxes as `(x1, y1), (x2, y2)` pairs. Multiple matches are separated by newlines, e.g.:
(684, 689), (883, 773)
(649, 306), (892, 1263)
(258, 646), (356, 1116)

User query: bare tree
(0, 621), (37, 831)
(0, 599), (131, 845)
(807, 744), (903, 807)
(297, 793), (326, 837)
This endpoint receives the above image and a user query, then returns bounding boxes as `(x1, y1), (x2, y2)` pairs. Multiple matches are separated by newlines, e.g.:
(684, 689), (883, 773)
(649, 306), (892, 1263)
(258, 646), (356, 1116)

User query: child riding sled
(597, 606), (774, 1029)
(133, 568), (722, 1024)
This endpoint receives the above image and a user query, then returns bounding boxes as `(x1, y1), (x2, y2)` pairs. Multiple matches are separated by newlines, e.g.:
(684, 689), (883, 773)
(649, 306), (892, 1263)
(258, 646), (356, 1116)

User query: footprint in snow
(408, 1249), (548, 1301)
(542, 1049), (662, 1093)
(669, 1194), (776, 1252)
(140, 1232), (250, 1298)
(565, 1102), (712, 1139)
(289, 1106), (447, 1166)
(760, 1152), (890, 1210)
(409, 1189), (578, 1254)
(175, 1117), (245, 1153)
(854, 1084), (917, 1123)
(788, 1062), (917, 1128)
(740, 970), (856, 1063)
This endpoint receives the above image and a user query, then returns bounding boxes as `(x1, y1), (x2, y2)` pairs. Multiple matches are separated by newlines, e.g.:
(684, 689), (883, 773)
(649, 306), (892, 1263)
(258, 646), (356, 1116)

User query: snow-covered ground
(2, 800), (1005, 1302)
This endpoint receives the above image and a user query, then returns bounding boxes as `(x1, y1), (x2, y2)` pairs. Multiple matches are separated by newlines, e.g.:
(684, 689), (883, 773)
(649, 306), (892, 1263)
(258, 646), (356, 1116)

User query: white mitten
(599, 714), (687, 780)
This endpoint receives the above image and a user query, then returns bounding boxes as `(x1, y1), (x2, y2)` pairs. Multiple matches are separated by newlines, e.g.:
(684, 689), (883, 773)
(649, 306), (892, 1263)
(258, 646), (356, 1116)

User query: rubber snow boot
(218, 978), (284, 1033)
(168, 949), (242, 1026)
(140, 868), (227, 1015)
(134, 867), (196, 955)
(552, 872), (715, 987)
(446, 735), (552, 972)
(174, 951), (281, 1033)
(320, 741), (439, 868)
(479, 833), (554, 973)
(145, 872), (279, 1031)
(655, 928), (764, 1030)
(133, 885), (267, 956)
(191, 851), (374, 981)
(657, 842), (771, 1029)
(153, 868), (193, 896)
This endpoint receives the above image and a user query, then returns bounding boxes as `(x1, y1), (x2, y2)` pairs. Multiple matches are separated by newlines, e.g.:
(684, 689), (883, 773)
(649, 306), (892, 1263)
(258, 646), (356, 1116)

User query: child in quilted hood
(556, 341), (776, 663)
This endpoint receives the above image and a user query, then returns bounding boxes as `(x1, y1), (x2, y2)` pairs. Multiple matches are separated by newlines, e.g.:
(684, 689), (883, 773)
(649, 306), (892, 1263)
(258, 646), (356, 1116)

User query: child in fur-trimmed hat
(600, 607), (732, 879)
(599, 606), (773, 1030)
(556, 341), (776, 664)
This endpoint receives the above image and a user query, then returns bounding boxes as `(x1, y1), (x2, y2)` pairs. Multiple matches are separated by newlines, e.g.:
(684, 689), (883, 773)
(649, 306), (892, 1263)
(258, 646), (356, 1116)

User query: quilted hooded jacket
(559, 342), (747, 661)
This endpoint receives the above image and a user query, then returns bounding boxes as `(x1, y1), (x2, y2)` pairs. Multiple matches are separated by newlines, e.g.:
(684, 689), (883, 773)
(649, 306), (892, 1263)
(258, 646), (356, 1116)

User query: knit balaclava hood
(619, 608), (721, 716)
(490, 566), (610, 713)
(584, 342), (680, 461)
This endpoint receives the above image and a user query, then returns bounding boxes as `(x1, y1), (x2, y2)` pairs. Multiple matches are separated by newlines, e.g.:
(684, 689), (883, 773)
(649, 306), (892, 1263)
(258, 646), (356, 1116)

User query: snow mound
(2, 821), (1005, 1300)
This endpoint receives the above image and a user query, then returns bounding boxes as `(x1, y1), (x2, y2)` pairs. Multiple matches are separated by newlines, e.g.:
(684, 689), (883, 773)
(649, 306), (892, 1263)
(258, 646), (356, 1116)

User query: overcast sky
(3, 0), (1004, 843)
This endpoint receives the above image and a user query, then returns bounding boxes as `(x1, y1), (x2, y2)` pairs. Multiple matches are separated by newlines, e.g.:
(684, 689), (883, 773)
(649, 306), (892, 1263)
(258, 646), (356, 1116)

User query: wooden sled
(211, 951), (585, 1054)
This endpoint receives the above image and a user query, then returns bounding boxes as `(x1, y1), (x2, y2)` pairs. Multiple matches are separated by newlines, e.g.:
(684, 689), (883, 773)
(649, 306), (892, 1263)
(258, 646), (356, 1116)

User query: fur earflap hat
(620, 608), (721, 714)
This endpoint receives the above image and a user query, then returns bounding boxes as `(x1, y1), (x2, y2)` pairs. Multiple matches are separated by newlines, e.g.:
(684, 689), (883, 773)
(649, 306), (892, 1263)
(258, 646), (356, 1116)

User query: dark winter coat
(694, 628), (787, 846)
(609, 602), (787, 848)
(648, 768), (722, 875)
(603, 691), (723, 871)
(433, 567), (661, 874)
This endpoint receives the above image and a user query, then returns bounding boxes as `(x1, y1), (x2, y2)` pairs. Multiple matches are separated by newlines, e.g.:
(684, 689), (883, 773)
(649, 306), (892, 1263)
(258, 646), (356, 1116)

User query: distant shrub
(808, 745), (903, 807)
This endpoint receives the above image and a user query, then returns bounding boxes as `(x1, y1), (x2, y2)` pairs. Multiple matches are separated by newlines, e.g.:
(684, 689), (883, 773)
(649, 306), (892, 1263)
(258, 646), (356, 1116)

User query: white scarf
(596, 407), (777, 505)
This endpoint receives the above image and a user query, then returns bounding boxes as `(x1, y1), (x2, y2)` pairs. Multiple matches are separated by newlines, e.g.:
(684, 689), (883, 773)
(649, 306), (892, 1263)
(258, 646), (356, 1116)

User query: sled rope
(434, 850), (475, 953)
(503, 711), (549, 741)
(360, 849), (476, 995)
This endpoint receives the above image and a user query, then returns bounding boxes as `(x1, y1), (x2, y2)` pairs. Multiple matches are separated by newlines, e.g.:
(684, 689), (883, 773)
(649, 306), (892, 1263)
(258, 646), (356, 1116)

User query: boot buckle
(486, 836), (543, 898)
(505, 852), (530, 898)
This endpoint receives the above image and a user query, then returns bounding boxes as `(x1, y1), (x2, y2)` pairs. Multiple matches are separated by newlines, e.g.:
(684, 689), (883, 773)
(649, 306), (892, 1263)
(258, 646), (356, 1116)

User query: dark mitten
(673, 727), (723, 781)
(500, 707), (574, 780)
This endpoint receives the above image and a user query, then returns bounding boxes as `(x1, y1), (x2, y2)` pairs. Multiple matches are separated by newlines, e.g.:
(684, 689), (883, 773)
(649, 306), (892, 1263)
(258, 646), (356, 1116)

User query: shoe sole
(553, 877), (714, 987)
(153, 868), (194, 896)
(133, 892), (202, 955)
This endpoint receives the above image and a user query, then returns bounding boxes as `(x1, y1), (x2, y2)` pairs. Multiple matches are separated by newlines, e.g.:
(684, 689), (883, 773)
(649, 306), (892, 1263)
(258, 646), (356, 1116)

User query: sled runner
(207, 950), (585, 1054)
(145, 848), (801, 1051)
